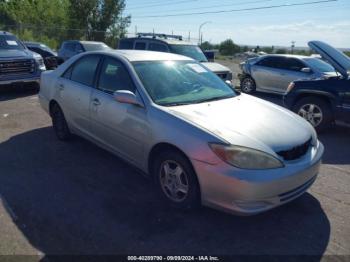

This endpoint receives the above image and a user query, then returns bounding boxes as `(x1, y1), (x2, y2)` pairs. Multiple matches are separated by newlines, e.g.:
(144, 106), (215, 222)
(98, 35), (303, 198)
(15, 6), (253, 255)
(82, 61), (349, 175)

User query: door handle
(92, 98), (101, 106)
(58, 84), (65, 91)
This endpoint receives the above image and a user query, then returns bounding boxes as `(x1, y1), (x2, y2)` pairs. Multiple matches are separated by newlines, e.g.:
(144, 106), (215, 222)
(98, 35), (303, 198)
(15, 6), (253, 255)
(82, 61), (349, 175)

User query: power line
(132, 0), (338, 18)
(130, 0), (273, 14)
(126, 0), (198, 10)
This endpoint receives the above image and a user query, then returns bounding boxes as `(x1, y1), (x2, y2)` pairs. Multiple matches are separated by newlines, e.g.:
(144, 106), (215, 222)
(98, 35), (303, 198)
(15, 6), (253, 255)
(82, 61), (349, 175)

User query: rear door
(275, 57), (311, 93)
(90, 56), (148, 166)
(56, 54), (101, 136)
(251, 56), (285, 92)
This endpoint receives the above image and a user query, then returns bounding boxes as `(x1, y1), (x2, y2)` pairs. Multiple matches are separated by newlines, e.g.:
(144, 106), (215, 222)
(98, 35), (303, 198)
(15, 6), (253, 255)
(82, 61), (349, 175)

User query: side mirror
(114, 90), (144, 107)
(301, 67), (312, 73)
(225, 80), (233, 87)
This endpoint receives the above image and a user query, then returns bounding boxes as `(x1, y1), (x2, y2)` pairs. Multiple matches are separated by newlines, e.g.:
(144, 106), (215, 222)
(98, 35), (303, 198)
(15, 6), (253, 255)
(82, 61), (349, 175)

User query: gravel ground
(0, 86), (349, 260)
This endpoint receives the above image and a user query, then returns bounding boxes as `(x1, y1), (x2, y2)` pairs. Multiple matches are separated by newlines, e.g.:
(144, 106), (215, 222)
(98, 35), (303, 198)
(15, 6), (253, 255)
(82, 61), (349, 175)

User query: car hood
(0, 49), (34, 60)
(308, 41), (350, 78)
(166, 94), (315, 155)
(201, 62), (231, 73)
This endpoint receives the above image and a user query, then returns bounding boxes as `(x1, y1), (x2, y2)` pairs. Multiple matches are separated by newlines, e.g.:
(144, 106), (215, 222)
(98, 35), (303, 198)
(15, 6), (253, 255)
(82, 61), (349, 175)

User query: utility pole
(188, 31), (191, 41)
(291, 41), (295, 54)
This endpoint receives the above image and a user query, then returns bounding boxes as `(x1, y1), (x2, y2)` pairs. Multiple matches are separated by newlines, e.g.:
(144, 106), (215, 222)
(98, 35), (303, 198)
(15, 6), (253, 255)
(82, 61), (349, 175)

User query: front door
(89, 56), (149, 166)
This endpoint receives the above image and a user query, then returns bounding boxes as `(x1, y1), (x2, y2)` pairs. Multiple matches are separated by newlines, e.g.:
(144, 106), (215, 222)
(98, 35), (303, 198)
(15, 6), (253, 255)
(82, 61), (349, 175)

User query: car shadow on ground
(0, 127), (330, 257)
(0, 84), (39, 102)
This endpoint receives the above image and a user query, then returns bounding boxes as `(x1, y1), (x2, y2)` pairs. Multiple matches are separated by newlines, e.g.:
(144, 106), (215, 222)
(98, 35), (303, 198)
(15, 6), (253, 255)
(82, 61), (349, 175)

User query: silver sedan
(39, 50), (324, 215)
(239, 54), (336, 94)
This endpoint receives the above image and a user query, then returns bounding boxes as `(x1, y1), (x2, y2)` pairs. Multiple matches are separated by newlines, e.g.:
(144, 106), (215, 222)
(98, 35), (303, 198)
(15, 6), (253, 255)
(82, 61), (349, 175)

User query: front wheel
(293, 97), (333, 132)
(154, 150), (200, 209)
(240, 76), (256, 94)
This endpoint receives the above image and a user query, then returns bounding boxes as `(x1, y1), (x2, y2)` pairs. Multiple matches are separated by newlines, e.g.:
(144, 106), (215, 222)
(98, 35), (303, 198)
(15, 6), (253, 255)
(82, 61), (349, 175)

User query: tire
(292, 97), (333, 132)
(240, 76), (256, 94)
(153, 150), (200, 209)
(51, 103), (72, 141)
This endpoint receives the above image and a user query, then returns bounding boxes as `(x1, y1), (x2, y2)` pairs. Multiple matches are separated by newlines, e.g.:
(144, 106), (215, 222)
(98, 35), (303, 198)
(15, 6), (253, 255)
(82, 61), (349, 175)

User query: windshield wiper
(194, 94), (234, 104)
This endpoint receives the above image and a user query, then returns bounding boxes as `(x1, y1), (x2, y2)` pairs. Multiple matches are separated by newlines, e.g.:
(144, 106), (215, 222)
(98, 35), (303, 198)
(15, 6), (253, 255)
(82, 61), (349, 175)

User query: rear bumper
(192, 141), (324, 215)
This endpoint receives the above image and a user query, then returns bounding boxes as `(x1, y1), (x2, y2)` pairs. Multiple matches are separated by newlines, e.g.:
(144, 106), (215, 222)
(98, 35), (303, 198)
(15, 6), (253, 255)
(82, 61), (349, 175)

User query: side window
(148, 43), (168, 52)
(135, 42), (146, 50)
(97, 57), (135, 94)
(64, 43), (75, 51)
(69, 55), (100, 86)
(257, 57), (282, 69)
(282, 58), (305, 71)
(75, 43), (84, 52)
(62, 66), (73, 79)
(119, 40), (134, 49)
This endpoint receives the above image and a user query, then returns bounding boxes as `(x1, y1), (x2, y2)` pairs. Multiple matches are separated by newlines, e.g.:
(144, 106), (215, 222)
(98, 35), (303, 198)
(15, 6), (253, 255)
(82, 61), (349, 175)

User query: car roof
(261, 54), (312, 59)
(63, 40), (105, 44)
(95, 50), (193, 62)
(0, 31), (14, 36)
(23, 41), (41, 46)
(122, 37), (197, 46)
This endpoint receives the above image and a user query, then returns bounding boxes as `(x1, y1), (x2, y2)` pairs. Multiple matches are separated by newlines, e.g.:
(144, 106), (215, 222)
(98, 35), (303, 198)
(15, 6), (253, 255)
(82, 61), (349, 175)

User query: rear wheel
(51, 103), (72, 141)
(153, 150), (200, 209)
(293, 97), (333, 132)
(240, 76), (256, 94)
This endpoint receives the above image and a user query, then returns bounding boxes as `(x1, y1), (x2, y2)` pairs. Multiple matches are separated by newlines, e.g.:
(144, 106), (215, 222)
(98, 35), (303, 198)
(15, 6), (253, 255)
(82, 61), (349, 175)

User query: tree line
(0, 0), (130, 49)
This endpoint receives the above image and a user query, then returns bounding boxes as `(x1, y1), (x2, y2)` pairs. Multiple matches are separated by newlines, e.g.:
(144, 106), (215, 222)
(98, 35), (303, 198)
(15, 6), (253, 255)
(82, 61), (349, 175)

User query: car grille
(0, 59), (35, 76)
(216, 73), (228, 80)
(276, 138), (312, 161)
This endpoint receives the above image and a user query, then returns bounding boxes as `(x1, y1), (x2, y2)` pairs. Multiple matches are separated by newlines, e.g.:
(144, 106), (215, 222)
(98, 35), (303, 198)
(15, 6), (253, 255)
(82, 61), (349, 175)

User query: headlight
(286, 82), (295, 93)
(33, 53), (46, 70)
(209, 143), (284, 169)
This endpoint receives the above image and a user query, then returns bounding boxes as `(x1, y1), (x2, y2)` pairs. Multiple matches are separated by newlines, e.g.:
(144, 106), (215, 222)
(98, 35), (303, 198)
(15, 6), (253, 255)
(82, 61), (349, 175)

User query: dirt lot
(0, 86), (350, 260)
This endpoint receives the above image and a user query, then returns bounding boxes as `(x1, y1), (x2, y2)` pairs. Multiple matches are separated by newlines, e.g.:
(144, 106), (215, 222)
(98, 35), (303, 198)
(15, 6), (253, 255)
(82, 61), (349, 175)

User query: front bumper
(192, 141), (324, 215)
(0, 71), (42, 86)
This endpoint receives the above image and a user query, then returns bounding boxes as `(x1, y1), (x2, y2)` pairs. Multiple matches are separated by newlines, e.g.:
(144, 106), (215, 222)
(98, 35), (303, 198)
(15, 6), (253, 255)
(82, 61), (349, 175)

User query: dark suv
(119, 33), (232, 81)
(0, 31), (46, 87)
(284, 41), (350, 131)
(58, 40), (111, 61)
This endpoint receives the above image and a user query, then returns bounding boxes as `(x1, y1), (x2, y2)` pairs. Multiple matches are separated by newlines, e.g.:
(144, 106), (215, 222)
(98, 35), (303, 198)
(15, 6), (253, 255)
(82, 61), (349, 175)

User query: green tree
(68, 0), (130, 46)
(200, 41), (214, 51)
(275, 48), (287, 54)
(219, 39), (240, 56)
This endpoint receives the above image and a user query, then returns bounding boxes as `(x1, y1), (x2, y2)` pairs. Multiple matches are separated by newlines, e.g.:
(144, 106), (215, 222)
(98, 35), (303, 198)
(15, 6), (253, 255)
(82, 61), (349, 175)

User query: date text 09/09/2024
(127, 256), (220, 261)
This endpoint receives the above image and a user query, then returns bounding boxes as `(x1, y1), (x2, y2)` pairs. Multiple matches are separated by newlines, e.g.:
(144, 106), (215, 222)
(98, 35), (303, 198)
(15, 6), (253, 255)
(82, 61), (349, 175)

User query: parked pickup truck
(0, 31), (46, 86)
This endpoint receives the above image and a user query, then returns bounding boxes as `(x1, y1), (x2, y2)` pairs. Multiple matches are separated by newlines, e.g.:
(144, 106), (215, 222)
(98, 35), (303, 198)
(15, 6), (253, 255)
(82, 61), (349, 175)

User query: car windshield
(304, 58), (336, 73)
(82, 43), (110, 51)
(0, 35), (25, 50)
(133, 60), (236, 106)
(170, 45), (208, 62)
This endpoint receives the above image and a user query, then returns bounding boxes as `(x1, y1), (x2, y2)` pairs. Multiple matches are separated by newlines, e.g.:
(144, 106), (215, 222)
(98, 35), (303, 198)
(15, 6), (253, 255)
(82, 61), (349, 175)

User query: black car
(24, 41), (61, 69)
(284, 41), (350, 131)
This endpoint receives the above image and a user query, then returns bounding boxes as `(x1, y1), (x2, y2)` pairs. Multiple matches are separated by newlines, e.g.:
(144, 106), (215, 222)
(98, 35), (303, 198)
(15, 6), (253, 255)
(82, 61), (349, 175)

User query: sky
(124, 0), (350, 48)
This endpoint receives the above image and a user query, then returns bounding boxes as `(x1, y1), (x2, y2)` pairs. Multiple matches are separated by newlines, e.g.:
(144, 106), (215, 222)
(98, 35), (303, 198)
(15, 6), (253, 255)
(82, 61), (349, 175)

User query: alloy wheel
(298, 103), (323, 127)
(159, 160), (189, 202)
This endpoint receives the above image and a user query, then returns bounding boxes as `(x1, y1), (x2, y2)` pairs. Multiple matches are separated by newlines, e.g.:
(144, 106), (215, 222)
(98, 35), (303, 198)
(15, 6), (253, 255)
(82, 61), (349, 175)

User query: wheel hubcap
(242, 79), (253, 92)
(298, 104), (323, 127)
(159, 160), (189, 202)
